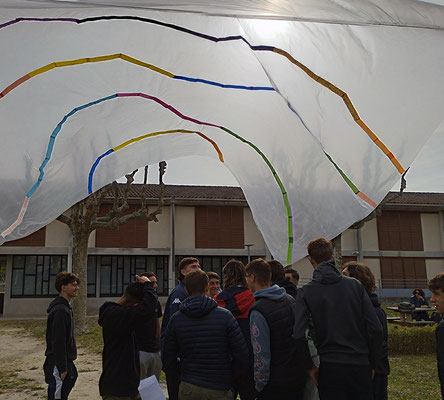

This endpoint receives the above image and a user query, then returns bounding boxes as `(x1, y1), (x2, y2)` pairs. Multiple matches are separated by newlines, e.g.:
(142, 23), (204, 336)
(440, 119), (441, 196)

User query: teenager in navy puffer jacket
(162, 271), (249, 394)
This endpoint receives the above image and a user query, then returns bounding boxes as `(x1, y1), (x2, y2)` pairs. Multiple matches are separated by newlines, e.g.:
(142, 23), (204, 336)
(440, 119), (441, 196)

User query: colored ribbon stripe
(0, 53), (273, 100)
(2, 92), (294, 263)
(89, 129), (224, 194)
(0, 15), (405, 174)
(324, 152), (376, 208)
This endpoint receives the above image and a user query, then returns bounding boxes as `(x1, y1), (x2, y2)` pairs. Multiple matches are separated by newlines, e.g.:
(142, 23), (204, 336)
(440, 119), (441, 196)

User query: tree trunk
(332, 234), (342, 270)
(71, 228), (90, 334)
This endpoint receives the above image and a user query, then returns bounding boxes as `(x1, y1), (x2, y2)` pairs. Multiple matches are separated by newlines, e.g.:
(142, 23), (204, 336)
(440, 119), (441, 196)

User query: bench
(391, 320), (435, 327)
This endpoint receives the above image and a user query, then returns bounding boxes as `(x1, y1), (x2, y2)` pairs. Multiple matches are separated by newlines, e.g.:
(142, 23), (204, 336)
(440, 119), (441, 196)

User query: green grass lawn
(0, 318), (442, 399)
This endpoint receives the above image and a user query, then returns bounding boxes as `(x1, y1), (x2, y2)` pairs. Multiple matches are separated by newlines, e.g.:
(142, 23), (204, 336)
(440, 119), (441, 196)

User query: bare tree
(57, 163), (166, 334)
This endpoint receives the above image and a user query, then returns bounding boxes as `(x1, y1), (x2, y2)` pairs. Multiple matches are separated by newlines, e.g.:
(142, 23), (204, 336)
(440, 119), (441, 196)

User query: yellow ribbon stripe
(27, 53), (174, 79)
(112, 129), (225, 162)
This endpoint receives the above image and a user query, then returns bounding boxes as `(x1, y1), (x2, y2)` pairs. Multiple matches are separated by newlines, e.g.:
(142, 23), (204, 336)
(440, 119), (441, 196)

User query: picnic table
(386, 306), (436, 326)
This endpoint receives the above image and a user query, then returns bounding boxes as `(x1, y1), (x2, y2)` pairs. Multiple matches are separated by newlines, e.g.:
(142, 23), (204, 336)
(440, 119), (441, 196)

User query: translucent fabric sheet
(0, 0), (444, 262)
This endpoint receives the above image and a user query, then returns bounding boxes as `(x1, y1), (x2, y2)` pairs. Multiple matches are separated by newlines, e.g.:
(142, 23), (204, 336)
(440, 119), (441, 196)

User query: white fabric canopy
(1, 0), (444, 263)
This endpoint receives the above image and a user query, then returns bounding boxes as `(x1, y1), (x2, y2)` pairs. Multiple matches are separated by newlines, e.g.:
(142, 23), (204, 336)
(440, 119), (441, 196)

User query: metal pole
(169, 197), (176, 294)
(244, 243), (253, 263)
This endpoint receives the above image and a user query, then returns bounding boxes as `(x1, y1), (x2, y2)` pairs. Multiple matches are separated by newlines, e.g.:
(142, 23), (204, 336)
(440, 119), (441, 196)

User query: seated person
(410, 288), (430, 321)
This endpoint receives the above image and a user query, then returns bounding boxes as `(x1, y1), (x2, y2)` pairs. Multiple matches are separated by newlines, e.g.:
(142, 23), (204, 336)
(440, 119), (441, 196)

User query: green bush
(388, 324), (436, 355)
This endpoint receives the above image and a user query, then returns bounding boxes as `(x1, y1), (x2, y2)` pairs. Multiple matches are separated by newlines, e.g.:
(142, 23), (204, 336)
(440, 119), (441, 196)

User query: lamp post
(244, 243), (254, 263)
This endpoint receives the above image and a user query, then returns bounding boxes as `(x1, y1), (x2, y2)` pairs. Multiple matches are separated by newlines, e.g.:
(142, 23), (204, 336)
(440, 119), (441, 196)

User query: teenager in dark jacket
(215, 259), (255, 400)
(268, 259), (298, 299)
(44, 272), (79, 400)
(343, 262), (390, 400)
(161, 257), (200, 400)
(135, 272), (163, 381)
(162, 269), (248, 399)
(293, 238), (383, 400)
(429, 272), (444, 398)
(246, 259), (313, 400)
(98, 275), (157, 399)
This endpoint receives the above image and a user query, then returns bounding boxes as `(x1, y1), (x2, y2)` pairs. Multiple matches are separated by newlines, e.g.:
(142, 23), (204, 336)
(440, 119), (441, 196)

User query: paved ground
(0, 326), (167, 399)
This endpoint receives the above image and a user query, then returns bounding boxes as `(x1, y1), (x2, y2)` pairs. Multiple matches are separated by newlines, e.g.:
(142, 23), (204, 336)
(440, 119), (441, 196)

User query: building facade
(1, 186), (443, 316)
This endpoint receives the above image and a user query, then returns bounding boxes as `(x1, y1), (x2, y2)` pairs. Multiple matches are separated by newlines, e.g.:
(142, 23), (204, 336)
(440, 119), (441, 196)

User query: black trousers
(44, 359), (78, 400)
(166, 372), (181, 400)
(372, 373), (388, 400)
(232, 372), (255, 400)
(255, 383), (304, 400)
(318, 362), (373, 400)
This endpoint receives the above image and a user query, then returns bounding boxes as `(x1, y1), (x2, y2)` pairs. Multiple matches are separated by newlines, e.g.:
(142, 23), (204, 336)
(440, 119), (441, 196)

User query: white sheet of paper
(138, 375), (166, 400)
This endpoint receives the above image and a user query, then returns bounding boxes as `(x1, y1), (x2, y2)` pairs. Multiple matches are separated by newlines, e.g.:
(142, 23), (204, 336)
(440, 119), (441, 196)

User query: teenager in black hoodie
(98, 274), (157, 399)
(343, 262), (390, 400)
(44, 272), (79, 400)
(293, 238), (383, 400)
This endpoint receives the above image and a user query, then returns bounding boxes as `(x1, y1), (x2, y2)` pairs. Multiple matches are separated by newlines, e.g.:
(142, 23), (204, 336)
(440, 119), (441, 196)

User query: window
(380, 257), (427, 289)
(95, 204), (148, 248)
(11, 255), (67, 297)
(195, 206), (244, 248)
(377, 211), (423, 251)
(2, 227), (46, 247)
(98, 255), (168, 297)
(87, 256), (97, 297)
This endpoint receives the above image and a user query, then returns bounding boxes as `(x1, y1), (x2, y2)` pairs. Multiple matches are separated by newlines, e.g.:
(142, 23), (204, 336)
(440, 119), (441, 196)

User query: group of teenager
(44, 237), (444, 400)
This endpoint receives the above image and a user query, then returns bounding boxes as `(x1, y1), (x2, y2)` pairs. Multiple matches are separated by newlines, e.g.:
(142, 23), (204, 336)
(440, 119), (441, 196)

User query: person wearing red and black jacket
(215, 259), (255, 400)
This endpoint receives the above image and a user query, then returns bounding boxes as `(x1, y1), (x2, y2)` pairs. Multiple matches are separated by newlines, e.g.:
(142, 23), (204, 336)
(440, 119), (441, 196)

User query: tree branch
(56, 213), (72, 228)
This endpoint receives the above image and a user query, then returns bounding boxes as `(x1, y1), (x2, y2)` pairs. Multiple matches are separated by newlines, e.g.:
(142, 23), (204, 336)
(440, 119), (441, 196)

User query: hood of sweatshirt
(180, 295), (218, 318)
(215, 286), (255, 317)
(253, 284), (286, 301)
(369, 292), (380, 308)
(312, 260), (341, 285)
(47, 296), (70, 314)
(275, 277), (298, 297)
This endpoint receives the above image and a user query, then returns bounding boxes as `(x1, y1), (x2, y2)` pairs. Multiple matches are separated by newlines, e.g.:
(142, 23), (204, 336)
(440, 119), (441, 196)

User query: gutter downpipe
(169, 197), (175, 294)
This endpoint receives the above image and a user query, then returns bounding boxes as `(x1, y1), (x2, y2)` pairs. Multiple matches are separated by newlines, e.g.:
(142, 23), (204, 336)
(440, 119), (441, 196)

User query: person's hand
(372, 369), (375, 379)
(135, 274), (157, 284)
(60, 371), (67, 381)
(135, 274), (149, 283)
(308, 365), (319, 385)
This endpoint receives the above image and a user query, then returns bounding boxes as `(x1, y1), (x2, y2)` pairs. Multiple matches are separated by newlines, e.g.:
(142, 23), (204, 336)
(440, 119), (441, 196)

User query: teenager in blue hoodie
(246, 259), (313, 400)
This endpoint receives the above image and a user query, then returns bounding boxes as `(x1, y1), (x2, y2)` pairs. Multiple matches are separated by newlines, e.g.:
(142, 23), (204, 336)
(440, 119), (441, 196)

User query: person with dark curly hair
(342, 262), (389, 400)
(410, 288), (430, 321)
(215, 259), (255, 399)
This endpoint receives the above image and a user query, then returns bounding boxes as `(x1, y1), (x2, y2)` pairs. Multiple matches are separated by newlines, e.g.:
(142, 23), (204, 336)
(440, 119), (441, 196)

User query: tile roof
(382, 192), (444, 206)
(113, 184), (444, 207)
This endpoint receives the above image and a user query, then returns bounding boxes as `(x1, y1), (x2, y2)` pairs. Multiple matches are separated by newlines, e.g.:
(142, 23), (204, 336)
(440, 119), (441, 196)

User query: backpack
(398, 301), (415, 311)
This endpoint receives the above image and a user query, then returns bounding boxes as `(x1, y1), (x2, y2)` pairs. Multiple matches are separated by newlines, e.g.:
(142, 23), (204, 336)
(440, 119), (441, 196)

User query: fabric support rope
(0, 53), (274, 100)
(0, 15), (405, 174)
(1, 92), (295, 263)
(89, 129), (225, 194)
